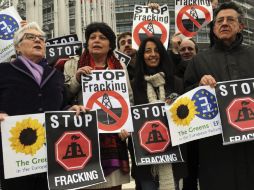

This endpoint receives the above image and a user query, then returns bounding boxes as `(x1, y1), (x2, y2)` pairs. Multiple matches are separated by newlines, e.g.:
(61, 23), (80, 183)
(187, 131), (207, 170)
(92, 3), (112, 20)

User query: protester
(67, 22), (132, 190)
(165, 33), (181, 72)
(0, 22), (85, 190)
(117, 32), (136, 81)
(179, 38), (198, 61)
(132, 36), (175, 190)
(184, 2), (254, 190)
(167, 35), (199, 96)
(175, 38), (198, 79)
(178, 38), (199, 190)
(64, 46), (83, 86)
(170, 37), (199, 190)
(64, 46), (83, 104)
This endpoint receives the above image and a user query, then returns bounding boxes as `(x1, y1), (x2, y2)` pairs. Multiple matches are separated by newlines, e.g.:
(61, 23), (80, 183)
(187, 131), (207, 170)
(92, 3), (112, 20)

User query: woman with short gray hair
(0, 22), (85, 190)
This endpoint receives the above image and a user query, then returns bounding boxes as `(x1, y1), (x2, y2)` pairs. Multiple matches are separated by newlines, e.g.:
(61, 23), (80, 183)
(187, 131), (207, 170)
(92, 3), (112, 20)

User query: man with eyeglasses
(117, 32), (136, 81)
(185, 2), (254, 190)
(19, 32), (47, 42)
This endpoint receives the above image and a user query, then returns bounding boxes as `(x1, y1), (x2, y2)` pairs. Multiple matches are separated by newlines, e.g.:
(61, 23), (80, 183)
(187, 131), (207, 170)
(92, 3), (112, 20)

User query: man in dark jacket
(172, 37), (199, 190)
(184, 2), (254, 190)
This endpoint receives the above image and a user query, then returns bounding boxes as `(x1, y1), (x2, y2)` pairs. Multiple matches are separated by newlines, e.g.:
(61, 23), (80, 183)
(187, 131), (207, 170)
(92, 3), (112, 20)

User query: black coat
(0, 59), (66, 115)
(0, 58), (66, 190)
(184, 34), (254, 190)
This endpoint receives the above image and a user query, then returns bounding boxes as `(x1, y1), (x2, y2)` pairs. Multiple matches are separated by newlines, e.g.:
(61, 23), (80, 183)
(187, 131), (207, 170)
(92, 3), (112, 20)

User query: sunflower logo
(9, 118), (45, 156)
(170, 97), (198, 126)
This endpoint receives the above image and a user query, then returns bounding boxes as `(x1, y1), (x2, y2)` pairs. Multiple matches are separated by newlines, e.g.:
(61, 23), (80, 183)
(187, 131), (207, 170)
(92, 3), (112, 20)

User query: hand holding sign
(147, 3), (160, 10)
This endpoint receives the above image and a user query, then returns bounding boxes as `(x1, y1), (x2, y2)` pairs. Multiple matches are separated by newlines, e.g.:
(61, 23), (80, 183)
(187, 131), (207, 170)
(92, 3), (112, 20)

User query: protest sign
(114, 50), (131, 67)
(216, 78), (254, 145)
(175, 0), (213, 37)
(0, 6), (22, 62)
(81, 70), (133, 133)
(166, 86), (221, 146)
(45, 111), (105, 190)
(46, 41), (82, 66)
(131, 103), (183, 165)
(46, 34), (79, 46)
(1, 114), (47, 179)
(132, 4), (170, 50)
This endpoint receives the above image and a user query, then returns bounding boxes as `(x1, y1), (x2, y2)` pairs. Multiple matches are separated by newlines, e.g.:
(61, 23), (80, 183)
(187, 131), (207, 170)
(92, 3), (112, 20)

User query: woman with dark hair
(131, 37), (175, 190)
(67, 22), (132, 190)
(133, 37), (175, 104)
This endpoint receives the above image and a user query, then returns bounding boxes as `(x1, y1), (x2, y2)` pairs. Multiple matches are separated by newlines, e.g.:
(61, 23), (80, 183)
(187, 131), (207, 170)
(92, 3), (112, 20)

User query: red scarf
(78, 51), (123, 70)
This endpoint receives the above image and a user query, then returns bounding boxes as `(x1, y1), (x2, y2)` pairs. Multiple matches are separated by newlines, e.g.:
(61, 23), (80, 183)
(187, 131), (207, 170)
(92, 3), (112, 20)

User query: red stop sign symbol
(139, 120), (170, 154)
(176, 5), (212, 37)
(55, 131), (92, 171)
(86, 91), (129, 131)
(226, 97), (254, 131)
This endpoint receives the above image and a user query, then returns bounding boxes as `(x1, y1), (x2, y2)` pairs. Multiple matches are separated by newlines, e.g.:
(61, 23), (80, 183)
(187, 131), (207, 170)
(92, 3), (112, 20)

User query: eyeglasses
(214, 16), (239, 25)
(120, 39), (132, 46)
(21, 33), (46, 42)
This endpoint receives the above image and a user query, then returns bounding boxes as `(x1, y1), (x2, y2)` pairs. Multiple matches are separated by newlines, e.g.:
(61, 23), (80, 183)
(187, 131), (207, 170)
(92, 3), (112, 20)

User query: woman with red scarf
(67, 22), (132, 190)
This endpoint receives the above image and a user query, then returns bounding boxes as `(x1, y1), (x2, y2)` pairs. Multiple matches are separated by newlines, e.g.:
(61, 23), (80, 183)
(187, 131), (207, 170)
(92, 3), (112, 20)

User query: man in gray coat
(184, 2), (254, 190)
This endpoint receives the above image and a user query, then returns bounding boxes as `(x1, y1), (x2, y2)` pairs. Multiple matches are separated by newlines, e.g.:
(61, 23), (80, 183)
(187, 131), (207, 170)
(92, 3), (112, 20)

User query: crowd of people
(0, 1), (254, 190)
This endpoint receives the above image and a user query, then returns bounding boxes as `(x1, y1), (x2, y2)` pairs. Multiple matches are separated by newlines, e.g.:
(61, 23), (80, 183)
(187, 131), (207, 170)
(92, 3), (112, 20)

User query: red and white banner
(132, 4), (170, 50)
(81, 70), (133, 133)
(175, 0), (213, 38)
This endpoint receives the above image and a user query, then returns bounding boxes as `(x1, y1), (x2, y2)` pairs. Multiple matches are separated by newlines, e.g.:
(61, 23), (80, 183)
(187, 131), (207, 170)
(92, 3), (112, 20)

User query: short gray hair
(13, 22), (45, 46)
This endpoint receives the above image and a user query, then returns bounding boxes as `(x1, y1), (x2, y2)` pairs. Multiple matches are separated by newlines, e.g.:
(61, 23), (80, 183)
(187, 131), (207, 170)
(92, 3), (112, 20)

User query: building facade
(233, 0), (254, 45)
(1, 0), (253, 45)
(3, 0), (116, 41)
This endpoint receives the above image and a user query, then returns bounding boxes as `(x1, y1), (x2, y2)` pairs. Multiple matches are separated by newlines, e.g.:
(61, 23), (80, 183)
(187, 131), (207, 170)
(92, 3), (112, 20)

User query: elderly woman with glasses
(0, 22), (85, 190)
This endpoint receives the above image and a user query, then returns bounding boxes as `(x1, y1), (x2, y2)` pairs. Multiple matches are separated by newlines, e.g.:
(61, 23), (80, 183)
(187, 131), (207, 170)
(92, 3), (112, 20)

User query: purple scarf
(18, 56), (44, 85)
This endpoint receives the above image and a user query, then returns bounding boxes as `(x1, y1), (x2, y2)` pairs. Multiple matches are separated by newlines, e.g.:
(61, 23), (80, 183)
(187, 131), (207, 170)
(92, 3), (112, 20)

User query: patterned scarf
(144, 72), (166, 103)
(78, 51), (123, 69)
(143, 71), (175, 190)
(79, 51), (129, 176)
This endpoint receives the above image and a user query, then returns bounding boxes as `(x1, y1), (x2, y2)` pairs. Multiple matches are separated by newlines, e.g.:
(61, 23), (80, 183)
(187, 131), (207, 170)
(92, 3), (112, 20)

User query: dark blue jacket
(184, 34), (254, 190)
(0, 58), (66, 116)
(0, 58), (66, 190)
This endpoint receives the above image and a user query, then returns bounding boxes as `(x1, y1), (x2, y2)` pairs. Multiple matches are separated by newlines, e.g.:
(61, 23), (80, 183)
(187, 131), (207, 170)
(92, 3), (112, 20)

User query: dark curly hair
(85, 22), (116, 54)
